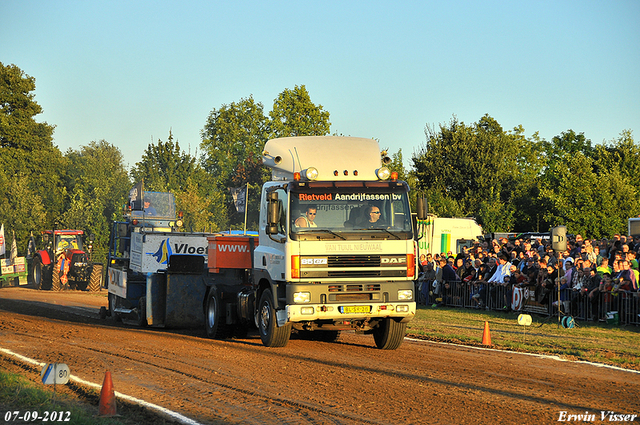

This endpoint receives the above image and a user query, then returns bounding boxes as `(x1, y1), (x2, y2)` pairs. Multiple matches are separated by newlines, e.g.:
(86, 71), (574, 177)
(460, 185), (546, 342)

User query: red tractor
(31, 229), (103, 292)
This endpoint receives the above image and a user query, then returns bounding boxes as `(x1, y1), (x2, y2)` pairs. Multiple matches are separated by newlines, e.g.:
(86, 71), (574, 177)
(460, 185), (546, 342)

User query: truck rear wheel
(205, 289), (228, 339)
(372, 318), (406, 350)
(87, 264), (103, 292)
(258, 289), (291, 347)
(136, 296), (147, 327)
(108, 293), (122, 323)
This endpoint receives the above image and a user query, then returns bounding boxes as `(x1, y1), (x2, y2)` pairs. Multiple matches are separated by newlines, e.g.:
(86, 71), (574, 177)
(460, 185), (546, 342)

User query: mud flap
(276, 309), (288, 327)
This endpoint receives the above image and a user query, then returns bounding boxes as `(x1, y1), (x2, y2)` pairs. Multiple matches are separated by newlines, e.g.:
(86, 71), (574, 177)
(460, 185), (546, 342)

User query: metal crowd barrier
(415, 278), (640, 326)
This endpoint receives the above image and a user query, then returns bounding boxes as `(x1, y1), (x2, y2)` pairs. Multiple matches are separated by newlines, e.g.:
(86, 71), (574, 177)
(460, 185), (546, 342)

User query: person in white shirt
(488, 254), (512, 283)
(295, 206), (318, 228)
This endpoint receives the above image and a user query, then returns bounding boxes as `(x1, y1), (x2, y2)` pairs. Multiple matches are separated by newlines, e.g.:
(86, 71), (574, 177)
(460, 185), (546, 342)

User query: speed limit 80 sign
(41, 363), (70, 385)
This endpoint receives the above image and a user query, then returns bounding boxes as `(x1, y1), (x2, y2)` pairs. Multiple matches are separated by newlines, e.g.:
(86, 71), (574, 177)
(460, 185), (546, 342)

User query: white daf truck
(107, 137), (424, 350)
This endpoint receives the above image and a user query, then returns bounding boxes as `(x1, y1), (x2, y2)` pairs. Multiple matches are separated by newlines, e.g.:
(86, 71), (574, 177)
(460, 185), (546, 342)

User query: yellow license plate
(340, 305), (371, 314)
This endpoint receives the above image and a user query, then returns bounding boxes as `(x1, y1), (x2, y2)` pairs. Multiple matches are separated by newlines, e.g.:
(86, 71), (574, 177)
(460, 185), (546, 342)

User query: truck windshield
(132, 192), (176, 219)
(289, 181), (413, 240)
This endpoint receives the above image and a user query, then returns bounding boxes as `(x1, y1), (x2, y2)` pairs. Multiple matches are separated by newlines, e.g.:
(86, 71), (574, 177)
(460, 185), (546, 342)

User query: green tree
(592, 129), (640, 190)
(541, 130), (593, 165)
(132, 132), (215, 232)
(538, 152), (639, 238)
(201, 96), (269, 230)
(0, 62), (65, 246)
(62, 140), (131, 261)
(411, 115), (539, 233)
(269, 85), (331, 138)
(131, 131), (200, 192)
(0, 173), (47, 253)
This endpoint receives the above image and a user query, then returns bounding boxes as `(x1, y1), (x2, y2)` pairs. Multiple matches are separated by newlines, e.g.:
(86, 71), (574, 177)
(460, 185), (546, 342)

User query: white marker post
(517, 314), (532, 343)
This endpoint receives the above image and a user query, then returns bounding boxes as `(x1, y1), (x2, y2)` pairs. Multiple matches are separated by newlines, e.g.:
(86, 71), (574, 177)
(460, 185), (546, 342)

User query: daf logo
(381, 256), (407, 264)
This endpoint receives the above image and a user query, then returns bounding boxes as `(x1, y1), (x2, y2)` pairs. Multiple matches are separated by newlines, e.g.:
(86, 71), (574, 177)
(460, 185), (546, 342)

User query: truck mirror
(551, 225), (567, 252)
(266, 197), (281, 235)
(416, 197), (428, 220)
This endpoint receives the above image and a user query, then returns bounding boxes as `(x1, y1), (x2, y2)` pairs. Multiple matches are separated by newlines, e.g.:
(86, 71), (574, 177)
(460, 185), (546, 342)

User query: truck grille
(299, 254), (408, 279)
(328, 255), (380, 267)
(328, 284), (381, 292)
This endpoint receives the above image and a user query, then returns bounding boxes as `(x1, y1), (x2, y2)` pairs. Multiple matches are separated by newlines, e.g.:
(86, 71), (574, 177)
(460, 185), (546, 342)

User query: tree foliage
(269, 85), (331, 138)
(200, 87), (332, 230)
(3, 60), (638, 257)
(412, 114), (640, 237)
(0, 62), (65, 246)
(131, 132), (215, 232)
(62, 140), (130, 260)
(200, 96), (269, 230)
(539, 131), (640, 238)
(412, 115), (540, 233)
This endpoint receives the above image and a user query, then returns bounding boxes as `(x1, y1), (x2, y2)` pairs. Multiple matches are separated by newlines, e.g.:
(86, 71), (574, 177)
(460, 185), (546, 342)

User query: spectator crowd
(416, 233), (640, 325)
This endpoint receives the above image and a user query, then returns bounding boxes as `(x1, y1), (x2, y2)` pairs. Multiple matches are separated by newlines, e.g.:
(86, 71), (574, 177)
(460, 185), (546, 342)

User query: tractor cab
(41, 230), (85, 258)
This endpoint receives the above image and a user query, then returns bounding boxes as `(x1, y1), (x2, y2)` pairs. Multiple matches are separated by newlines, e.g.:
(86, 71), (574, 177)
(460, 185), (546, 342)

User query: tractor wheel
(33, 257), (44, 290)
(87, 264), (103, 292)
(51, 263), (62, 292)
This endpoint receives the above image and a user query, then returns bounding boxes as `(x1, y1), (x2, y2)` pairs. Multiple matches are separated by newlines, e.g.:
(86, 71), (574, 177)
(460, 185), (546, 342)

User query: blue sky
(2, 0), (639, 170)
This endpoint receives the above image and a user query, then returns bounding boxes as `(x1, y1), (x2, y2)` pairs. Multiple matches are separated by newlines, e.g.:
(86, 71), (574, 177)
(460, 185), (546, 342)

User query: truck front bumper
(286, 302), (415, 324)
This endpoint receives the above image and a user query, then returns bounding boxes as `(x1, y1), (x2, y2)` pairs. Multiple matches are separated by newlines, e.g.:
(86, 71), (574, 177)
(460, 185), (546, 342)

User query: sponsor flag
(10, 231), (18, 262)
(229, 186), (247, 214)
(27, 232), (37, 257)
(0, 224), (5, 256)
(129, 181), (144, 210)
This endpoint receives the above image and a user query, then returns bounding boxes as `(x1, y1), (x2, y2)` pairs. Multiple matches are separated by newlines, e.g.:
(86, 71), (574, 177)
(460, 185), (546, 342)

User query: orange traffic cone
(482, 321), (492, 346)
(98, 371), (117, 417)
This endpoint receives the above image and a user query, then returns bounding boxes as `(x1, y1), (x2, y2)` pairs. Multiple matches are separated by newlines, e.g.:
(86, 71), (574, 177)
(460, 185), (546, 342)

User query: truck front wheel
(258, 289), (291, 347)
(372, 318), (406, 350)
(205, 289), (228, 339)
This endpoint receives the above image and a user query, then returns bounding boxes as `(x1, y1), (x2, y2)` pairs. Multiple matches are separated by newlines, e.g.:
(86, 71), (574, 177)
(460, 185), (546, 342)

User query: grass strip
(407, 305), (640, 370)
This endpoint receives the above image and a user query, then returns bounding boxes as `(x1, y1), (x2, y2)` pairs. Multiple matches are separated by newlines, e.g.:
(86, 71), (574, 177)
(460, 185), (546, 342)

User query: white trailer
(629, 217), (640, 237)
(416, 215), (483, 255)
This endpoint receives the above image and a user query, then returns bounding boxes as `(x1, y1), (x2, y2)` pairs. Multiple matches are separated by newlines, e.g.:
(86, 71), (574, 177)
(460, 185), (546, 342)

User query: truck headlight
(398, 290), (413, 301)
(303, 167), (319, 181)
(376, 167), (391, 180)
(293, 292), (311, 303)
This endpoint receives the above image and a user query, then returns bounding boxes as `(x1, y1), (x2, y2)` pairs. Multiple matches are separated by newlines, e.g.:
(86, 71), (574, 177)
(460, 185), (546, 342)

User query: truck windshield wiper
(297, 229), (346, 240)
(351, 228), (401, 240)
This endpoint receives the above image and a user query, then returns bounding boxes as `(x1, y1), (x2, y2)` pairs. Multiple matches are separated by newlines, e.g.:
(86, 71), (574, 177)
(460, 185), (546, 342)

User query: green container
(606, 311), (619, 325)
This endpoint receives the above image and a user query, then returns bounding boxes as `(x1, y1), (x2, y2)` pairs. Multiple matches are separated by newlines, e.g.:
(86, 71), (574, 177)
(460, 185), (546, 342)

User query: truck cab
(253, 136), (418, 349)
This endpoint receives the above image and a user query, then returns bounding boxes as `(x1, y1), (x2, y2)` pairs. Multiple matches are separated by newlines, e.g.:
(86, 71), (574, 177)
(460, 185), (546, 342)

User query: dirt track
(1, 287), (639, 424)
